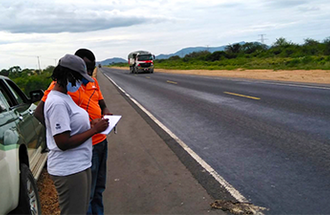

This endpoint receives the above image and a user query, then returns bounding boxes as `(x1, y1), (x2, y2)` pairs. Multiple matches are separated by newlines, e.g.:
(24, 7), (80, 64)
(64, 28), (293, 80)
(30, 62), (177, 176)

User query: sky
(0, 0), (330, 70)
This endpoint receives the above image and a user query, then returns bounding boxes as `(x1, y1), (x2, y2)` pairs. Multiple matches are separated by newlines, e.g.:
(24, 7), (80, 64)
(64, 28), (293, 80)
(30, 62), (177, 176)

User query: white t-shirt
(44, 90), (92, 176)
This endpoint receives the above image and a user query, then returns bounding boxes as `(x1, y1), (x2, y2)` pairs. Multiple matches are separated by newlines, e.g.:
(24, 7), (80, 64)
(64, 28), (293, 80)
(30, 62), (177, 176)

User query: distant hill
(156, 41), (247, 59)
(98, 41), (261, 63)
(97, 57), (127, 66)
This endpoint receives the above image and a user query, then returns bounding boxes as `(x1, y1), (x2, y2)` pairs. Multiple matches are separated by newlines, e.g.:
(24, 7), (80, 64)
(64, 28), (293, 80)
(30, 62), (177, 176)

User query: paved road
(101, 67), (330, 214)
(97, 70), (227, 214)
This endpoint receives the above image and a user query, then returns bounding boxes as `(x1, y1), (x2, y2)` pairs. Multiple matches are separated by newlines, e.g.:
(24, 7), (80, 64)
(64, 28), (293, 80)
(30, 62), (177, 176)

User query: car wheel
(10, 164), (41, 215)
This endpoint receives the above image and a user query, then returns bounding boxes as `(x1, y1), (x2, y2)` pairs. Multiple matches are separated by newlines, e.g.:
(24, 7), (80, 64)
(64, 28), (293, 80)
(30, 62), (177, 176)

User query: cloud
(0, 1), (171, 34)
(264, 0), (309, 8)
(298, 6), (320, 12)
(1, 0), (330, 69)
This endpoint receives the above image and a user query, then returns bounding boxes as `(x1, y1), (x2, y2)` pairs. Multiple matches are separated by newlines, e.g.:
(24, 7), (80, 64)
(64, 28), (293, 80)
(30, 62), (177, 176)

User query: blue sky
(0, 0), (330, 69)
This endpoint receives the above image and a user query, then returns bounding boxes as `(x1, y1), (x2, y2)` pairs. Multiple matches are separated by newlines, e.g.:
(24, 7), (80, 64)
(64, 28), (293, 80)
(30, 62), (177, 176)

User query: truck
(128, 50), (155, 74)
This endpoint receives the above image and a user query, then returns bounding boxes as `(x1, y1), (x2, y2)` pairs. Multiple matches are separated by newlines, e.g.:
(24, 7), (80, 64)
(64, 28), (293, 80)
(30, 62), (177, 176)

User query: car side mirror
(153, 55), (155, 60)
(29, 90), (44, 103)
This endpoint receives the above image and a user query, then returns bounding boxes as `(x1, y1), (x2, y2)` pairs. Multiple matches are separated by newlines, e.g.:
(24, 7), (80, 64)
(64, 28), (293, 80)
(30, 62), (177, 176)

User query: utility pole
(258, 34), (268, 44)
(37, 56), (41, 72)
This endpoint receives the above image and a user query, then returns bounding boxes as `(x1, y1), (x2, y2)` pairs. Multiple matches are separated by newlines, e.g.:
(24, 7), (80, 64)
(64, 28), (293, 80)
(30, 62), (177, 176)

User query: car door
(0, 79), (39, 159)
(0, 82), (22, 214)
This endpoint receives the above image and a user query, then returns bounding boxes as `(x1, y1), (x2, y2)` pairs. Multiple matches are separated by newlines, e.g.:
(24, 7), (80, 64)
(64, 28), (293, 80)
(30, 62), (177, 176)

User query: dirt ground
(36, 68), (330, 214)
(37, 168), (60, 215)
(155, 68), (330, 84)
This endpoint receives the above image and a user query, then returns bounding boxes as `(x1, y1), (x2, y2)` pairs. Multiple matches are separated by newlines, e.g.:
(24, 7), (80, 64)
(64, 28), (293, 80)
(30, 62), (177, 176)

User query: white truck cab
(128, 50), (155, 74)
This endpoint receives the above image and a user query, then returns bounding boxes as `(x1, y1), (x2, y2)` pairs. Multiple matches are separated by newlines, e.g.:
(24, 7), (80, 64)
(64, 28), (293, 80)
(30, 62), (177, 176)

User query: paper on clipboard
(100, 115), (122, 135)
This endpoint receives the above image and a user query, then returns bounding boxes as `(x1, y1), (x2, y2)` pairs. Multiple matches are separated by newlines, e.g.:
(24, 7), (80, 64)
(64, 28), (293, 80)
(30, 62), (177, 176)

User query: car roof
(0, 75), (9, 80)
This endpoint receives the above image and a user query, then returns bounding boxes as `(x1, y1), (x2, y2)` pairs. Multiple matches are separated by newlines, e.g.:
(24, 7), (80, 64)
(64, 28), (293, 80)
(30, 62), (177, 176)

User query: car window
(0, 90), (9, 113)
(3, 79), (26, 106)
(0, 80), (15, 107)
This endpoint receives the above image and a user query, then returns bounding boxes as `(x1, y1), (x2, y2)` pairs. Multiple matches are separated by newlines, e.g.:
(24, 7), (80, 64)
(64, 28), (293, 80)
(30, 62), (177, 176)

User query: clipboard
(100, 115), (122, 135)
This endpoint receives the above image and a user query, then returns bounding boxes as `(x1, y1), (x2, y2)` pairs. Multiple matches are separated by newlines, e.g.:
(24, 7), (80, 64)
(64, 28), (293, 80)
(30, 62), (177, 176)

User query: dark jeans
(87, 139), (108, 215)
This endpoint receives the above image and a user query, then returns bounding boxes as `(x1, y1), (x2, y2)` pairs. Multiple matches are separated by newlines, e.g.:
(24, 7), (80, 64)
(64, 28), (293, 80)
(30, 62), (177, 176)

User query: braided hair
(51, 65), (82, 88)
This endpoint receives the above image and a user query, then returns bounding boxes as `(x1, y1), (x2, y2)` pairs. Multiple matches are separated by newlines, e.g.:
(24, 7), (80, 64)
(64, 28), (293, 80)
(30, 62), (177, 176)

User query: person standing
(34, 49), (112, 214)
(74, 48), (112, 215)
(44, 54), (109, 214)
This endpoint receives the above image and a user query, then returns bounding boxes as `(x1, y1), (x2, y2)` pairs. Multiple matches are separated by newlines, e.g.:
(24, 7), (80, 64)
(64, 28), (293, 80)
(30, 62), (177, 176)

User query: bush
(11, 67), (53, 95)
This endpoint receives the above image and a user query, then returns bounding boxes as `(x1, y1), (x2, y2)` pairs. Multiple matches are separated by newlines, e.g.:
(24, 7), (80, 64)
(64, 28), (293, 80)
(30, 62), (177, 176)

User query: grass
(109, 56), (330, 71)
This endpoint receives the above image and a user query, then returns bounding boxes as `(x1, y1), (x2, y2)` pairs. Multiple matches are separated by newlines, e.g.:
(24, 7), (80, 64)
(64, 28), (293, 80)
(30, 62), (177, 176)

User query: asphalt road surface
(101, 67), (330, 214)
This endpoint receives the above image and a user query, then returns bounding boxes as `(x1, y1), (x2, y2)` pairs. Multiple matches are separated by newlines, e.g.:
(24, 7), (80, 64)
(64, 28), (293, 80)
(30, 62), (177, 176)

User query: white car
(0, 75), (47, 215)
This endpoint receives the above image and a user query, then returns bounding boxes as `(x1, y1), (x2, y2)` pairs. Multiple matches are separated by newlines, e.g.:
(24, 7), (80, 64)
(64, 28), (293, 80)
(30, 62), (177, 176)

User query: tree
(168, 55), (181, 60)
(208, 51), (226, 61)
(225, 43), (242, 54)
(322, 37), (330, 55)
(242, 42), (268, 55)
(183, 51), (210, 61)
(269, 37), (301, 57)
(272, 37), (291, 47)
(8, 66), (22, 78)
(304, 38), (320, 46)
(303, 38), (320, 55)
(0, 69), (9, 76)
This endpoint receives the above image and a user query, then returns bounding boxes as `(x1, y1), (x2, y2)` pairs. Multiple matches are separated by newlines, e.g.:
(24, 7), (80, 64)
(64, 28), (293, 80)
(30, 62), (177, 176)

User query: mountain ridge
(156, 41), (247, 59)
(97, 41), (251, 65)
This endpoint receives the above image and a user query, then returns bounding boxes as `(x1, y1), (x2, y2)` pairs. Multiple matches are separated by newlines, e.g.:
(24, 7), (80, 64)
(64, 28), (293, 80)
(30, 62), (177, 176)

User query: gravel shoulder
(155, 68), (330, 84)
